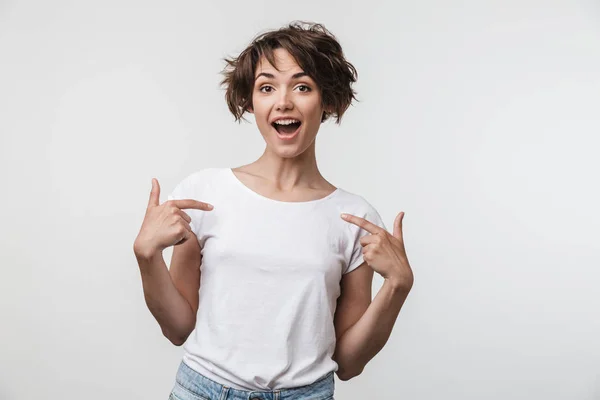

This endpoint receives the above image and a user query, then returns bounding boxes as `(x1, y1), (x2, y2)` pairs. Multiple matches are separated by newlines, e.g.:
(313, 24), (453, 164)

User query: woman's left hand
(341, 212), (414, 292)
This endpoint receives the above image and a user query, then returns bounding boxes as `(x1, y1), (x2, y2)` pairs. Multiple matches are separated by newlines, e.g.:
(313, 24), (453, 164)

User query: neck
(250, 142), (325, 190)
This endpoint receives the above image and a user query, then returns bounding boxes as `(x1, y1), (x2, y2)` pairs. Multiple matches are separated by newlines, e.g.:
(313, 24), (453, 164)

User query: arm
(335, 211), (414, 380)
(133, 235), (201, 346)
(333, 262), (409, 380)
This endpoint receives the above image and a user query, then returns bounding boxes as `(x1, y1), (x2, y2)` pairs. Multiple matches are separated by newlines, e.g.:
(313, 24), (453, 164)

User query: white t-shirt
(167, 167), (387, 390)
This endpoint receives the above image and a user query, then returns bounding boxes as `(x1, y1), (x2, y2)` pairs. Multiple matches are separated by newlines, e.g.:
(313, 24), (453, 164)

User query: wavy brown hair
(220, 21), (358, 124)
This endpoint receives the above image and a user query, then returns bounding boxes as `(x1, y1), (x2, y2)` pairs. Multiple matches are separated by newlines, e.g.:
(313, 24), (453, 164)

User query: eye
(259, 85), (273, 93)
(296, 85), (311, 92)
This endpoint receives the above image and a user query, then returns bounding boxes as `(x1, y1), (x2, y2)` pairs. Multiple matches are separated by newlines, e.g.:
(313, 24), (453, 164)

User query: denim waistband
(171, 360), (335, 400)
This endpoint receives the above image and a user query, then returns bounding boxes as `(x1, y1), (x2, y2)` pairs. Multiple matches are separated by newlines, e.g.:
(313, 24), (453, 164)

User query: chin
(271, 145), (302, 158)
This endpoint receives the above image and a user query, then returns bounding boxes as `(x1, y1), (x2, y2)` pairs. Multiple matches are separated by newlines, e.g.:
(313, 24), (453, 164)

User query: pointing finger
(340, 213), (385, 235)
(171, 199), (214, 211)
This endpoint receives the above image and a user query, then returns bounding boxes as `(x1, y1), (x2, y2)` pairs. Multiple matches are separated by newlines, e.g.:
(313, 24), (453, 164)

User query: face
(249, 48), (327, 157)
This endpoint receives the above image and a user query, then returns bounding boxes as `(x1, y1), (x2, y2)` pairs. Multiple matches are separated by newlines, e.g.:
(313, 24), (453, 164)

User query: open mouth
(272, 121), (302, 135)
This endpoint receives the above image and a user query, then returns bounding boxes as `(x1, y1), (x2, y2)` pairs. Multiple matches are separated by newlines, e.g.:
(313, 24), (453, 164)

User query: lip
(273, 123), (301, 141)
(270, 116), (301, 124)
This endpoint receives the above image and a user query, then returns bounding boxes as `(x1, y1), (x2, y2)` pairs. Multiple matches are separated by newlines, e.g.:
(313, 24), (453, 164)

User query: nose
(275, 90), (293, 111)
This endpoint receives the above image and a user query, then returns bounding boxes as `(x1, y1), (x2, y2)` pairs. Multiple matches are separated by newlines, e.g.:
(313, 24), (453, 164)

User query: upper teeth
(274, 119), (299, 125)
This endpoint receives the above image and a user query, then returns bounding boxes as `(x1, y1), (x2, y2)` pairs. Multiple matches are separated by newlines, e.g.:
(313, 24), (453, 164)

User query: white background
(1, 1), (599, 399)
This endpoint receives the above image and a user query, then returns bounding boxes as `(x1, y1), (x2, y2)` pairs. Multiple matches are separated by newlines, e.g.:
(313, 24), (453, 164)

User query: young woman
(134, 21), (414, 400)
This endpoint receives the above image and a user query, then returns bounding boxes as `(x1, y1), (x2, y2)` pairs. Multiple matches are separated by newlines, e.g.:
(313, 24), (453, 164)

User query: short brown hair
(220, 21), (358, 124)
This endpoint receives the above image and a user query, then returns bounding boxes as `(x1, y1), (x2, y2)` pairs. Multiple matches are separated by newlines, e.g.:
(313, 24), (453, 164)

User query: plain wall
(1, 1), (599, 399)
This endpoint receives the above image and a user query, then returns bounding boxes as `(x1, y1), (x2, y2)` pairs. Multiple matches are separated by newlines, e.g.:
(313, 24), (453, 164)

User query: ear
(246, 105), (254, 114)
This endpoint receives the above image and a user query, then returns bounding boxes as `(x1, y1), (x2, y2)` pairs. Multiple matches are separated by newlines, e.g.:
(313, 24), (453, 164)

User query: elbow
(162, 328), (192, 346)
(335, 371), (351, 381)
(170, 336), (186, 346)
(335, 366), (364, 381)
(333, 353), (364, 381)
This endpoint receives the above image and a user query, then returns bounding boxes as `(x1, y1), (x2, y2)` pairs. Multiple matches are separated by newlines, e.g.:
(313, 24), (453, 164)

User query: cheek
(304, 103), (324, 123)
(300, 94), (323, 114)
(251, 102), (269, 121)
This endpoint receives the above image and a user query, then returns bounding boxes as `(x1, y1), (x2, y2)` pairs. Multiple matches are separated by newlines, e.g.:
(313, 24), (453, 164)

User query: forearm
(135, 250), (196, 345)
(333, 279), (409, 379)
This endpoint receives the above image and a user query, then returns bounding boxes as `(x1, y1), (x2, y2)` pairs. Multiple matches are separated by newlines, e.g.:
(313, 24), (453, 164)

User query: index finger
(170, 199), (214, 211)
(341, 213), (384, 235)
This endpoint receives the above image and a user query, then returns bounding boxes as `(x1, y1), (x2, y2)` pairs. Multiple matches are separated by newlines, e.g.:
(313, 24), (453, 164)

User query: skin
(232, 47), (336, 201)
(234, 48), (414, 381)
(333, 212), (413, 380)
(134, 47), (414, 379)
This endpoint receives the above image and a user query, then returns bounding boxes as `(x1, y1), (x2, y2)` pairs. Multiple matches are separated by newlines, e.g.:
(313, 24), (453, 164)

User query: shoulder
(175, 167), (224, 189)
(333, 188), (387, 232)
(169, 167), (222, 199)
(181, 167), (221, 182)
(334, 188), (380, 216)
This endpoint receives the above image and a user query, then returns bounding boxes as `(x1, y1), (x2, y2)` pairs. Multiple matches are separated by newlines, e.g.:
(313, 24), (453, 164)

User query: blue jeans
(169, 360), (335, 400)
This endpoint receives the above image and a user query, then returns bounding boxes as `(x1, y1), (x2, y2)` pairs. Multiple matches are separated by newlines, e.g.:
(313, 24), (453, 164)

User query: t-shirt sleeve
(166, 170), (208, 237)
(344, 203), (388, 275)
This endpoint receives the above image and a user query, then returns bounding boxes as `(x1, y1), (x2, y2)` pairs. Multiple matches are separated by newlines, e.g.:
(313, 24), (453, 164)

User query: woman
(133, 21), (414, 400)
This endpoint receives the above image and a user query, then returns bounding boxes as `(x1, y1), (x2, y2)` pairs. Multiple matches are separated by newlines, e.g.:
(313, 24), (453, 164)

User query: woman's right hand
(133, 178), (214, 259)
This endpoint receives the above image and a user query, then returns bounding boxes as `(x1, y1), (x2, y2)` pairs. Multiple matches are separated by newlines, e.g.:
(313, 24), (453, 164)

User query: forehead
(255, 48), (304, 78)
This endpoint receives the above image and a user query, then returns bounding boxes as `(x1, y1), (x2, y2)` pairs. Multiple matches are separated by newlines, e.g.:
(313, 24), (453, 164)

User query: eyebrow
(255, 72), (309, 81)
